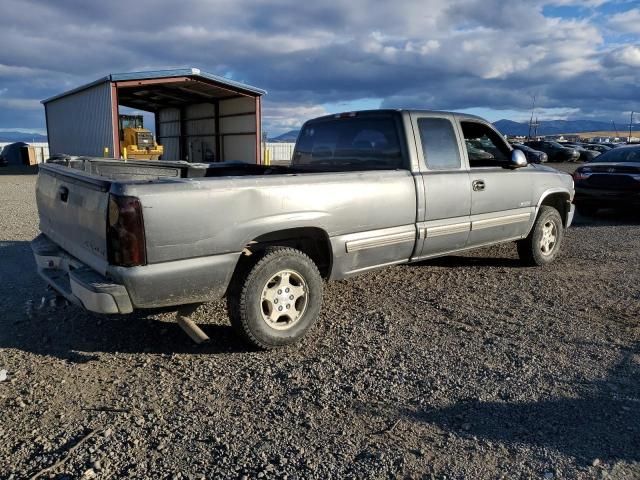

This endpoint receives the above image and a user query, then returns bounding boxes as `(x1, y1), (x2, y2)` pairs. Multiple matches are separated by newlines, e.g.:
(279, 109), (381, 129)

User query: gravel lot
(1, 164), (639, 480)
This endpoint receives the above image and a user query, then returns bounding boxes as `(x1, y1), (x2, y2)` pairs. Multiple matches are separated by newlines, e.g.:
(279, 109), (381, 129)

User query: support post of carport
(255, 96), (262, 164)
(214, 99), (221, 162)
(110, 83), (121, 159)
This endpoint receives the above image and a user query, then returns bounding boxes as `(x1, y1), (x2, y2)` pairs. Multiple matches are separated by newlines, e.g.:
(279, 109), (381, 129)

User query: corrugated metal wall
(157, 108), (181, 160)
(158, 99), (257, 162)
(219, 97), (256, 162)
(185, 103), (216, 162)
(44, 82), (113, 157)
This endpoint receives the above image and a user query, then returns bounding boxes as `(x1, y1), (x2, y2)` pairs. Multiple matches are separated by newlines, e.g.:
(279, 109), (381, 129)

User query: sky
(0, 0), (638, 136)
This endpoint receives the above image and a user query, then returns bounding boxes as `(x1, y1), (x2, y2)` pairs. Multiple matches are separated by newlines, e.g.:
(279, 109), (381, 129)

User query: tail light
(573, 168), (592, 181)
(107, 195), (146, 267)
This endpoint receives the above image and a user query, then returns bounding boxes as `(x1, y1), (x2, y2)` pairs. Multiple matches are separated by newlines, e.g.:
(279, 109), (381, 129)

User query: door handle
(58, 186), (69, 202)
(472, 180), (485, 191)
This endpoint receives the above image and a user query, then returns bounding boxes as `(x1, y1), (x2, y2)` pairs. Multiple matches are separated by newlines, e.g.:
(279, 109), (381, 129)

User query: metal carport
(42, 68), (266, 163)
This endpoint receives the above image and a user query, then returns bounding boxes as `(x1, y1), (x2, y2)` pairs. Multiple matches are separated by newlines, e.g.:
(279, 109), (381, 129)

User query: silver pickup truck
(32, 109), (574, 348)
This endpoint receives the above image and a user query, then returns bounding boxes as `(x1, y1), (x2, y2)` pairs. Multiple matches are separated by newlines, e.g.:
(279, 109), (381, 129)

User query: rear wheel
(227, 247), (323, 349)
(517, 206), (564, 266)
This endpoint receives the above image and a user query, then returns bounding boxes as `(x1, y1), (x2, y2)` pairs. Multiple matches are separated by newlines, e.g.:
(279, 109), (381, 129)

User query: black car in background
(584, 144), (612, 154)
(561, 142), (601, 162)
(510, 143), (548, 163)
(572, 144), (640, 216)
(524, 140), (580, 162)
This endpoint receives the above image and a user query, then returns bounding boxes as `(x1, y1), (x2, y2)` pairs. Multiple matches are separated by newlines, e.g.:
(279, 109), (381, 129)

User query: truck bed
(36, 158), (418, 306)
(48, 156), (296, 181)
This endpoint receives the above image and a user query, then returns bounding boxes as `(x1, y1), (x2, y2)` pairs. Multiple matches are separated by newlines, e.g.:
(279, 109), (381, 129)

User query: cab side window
(418, 118), (461, 170)
(461, 121), (511, 168)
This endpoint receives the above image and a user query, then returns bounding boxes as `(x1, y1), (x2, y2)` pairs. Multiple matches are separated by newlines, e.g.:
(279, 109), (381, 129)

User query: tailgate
(36, 164), (112, 275)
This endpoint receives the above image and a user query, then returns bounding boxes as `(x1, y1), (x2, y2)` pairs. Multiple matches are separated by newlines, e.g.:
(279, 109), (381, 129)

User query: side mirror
(510, 149), (528, 168)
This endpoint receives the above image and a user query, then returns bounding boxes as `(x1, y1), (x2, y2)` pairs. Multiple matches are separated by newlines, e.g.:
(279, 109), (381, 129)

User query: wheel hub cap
(540, 221), (557, 255)
(260, 270), (308, 330)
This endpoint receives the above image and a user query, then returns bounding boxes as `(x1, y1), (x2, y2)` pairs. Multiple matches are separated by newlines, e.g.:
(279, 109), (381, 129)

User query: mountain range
(492, 119), (639, 136)
(0, 131), (48, 143)
(268, 130), (300, 142)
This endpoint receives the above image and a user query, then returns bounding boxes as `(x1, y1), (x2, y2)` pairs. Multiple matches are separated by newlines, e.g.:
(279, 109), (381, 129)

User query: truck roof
(304, 109), (489, 124)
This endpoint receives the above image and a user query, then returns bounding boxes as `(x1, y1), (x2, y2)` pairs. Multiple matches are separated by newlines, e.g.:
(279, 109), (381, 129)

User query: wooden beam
(114, 77), (191, 88)
(214, 99), (221, 162)
(110, 83), (120, 158)
(256, 96), (261, 164)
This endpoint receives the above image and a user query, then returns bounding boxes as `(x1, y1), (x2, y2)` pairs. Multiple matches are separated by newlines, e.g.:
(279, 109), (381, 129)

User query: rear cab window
(417, 117), (461, 170)
(292, 113), (406, 171)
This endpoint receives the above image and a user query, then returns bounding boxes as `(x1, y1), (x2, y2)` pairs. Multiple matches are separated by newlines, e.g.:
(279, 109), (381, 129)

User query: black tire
(576, 203), (598, 217)
(517, 206), (564, 266)
(227, 247), (323, 349)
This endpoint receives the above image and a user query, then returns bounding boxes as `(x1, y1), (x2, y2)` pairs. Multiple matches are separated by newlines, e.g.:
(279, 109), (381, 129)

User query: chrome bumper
(31, 234), (133, 314)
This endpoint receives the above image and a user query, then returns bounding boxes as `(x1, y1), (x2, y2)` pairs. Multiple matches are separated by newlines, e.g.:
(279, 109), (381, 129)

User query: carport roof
(41, 67), (267, 105)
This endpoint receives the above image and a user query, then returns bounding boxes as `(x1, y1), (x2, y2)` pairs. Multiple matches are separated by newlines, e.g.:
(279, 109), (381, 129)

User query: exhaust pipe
(175, 305), (210, 344)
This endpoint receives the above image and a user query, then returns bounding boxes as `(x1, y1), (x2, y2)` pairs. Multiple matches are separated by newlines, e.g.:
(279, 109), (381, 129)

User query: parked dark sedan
(572, 144), (640, 216)
(524, 141), (580, 162)
(510, 143), (548, 163)
(561, 142), (601, 162)
(584, 144), (612, 154)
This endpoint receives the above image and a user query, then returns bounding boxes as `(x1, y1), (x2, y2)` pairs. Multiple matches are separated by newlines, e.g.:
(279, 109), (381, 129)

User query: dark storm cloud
(0, 0), (638, 133)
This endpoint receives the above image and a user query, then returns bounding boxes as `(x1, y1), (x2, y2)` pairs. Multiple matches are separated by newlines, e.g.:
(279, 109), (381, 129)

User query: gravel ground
(1, 164), (639, 480)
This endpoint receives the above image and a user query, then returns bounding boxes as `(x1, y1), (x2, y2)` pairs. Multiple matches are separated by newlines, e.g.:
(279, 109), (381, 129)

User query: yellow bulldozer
(119, 115), (163, 160)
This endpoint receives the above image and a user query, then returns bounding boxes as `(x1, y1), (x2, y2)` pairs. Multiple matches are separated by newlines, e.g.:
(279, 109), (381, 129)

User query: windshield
(589, 146), (640, 163)
(292, 115), (404, 170)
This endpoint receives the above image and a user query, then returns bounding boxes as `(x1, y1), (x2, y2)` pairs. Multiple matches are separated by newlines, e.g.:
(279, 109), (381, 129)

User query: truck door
(458, 119), (534, 247)
(410, 113), (471, 258)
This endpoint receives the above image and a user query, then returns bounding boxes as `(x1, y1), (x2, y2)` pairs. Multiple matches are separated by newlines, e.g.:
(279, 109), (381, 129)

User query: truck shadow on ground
(402, 341), (640, 466)
(410, 256), (522, 269)
(5, 305), (256, 363)
(0, 240), (255, 362)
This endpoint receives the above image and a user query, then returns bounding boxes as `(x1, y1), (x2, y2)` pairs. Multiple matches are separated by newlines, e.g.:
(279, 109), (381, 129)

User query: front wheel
(227, 247), (323, 349)
(517, 206), (564, 266)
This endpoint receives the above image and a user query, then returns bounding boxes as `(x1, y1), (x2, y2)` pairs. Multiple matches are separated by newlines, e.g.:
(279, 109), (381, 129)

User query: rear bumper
(31, 234), (133, 314)
(31, 233), (240, 313)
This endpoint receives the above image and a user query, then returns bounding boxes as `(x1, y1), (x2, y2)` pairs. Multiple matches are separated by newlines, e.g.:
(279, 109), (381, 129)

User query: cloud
(604, 45), (640, 68)
(0, 98), (42, 110)
(262, 104), (328, 135)
(608, 8), (640, 34)
(0, 0), (637, 134)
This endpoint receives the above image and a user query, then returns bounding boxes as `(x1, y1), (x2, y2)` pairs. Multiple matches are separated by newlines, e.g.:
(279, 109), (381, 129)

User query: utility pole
(527, 95), (536, 140)
(533, 116), (539, 138)
(612, 120), (619, 138)
(629, 111), (635, 143)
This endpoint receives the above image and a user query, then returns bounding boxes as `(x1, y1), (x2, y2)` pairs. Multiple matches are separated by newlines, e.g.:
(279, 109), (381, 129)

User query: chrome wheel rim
(540, 221), (557, 255)
(260, 270), (308, 330)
